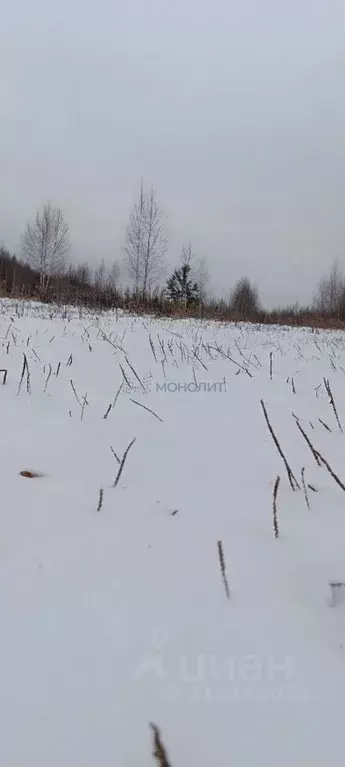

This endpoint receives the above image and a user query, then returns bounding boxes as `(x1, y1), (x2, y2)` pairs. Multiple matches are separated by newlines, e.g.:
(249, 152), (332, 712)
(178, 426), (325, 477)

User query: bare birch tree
(123, 182), (145, 297)
(142, 187), (167, 296)
(22, 202), (70, 294)
(195, 257), (209, 315)
(107, 262), (120, 291)
(314, 261), (345, 317)
(123, 183), (167, 298)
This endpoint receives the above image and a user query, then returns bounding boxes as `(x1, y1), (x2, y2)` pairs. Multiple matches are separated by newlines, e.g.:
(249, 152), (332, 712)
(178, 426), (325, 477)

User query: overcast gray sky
(1, 0), (345, 307)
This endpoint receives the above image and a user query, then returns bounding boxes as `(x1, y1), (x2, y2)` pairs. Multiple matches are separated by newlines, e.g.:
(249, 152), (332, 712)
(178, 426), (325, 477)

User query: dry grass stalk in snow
(217, 540), (230, 599)
(261, 400), (300, 491)
(125, 356), (146, 393)
(295, 419), (345, 492)
(301, 468), (310, 510)
(0, 369), (8, 385)
(273, 475), (280, 538)
(318, 417), (332, 433)
(150, 723), (173, 767)
(103, 403), (112, 420)
(97, 488), (104, 512)
(323, 377), (343, 432)
(44, 363), (52, 393)
(70, 379), (81, 406)
(110, 445), (121, 464)
(130, 398), (163, 422)
(112, 382), (123, 408)
(113, 437), (137, 487)
(80, 392), (88, 421)
(17, 353), (31, 396)
(119, 363), (132, 389)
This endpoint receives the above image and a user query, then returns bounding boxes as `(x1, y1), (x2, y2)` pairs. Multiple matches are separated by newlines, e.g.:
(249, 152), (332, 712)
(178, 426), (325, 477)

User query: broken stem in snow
(113, 438), (137, 487)
(125, 356), (146, 393)
(119, 363), (131, 389)
(301, 468), (310, 510)
(261, 400), (300, 490)
(295, 418), (345, 492)
(18, 353), (31, 395)
(110, 445), (121, 464)
(97, 488), (104, 512)
(130, 398), (163, 423)
(0, 369), (8, 385)
(318, 417), (332, 433)
(150, 724), (173, 767)
(293, 417), (322, 467)
(80, 392), (88, 421)
(70, 379), (81, 406)
(149, 335), (157, 362)
(112, 382), (123, 408)
(217, 540), (230, 599)
(324, 378), (343, 432)
(273, 475), (280, 538)
(103, 403), (112, 420)
(44, 363), (52, 393)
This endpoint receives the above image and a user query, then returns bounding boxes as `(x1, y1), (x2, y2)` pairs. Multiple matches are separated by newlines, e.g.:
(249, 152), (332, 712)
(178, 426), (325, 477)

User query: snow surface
(1, 298), (345, 765)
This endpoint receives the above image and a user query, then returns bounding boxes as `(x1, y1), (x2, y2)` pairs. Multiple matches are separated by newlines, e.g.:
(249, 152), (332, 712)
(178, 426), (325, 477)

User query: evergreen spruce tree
(165, 262), (200, 307)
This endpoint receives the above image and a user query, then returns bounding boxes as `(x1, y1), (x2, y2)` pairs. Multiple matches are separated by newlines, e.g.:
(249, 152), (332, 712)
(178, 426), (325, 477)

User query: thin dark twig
(149, 335), (157, 362)
(97, 489), (104, 512)
(217, 540), (230, 599)
(18, 353), (30, 396)
(261, 400), (300, 490)
(0, 369), (7, 385)
(113, 438), (137, 487)
(273, 475), (280, 537)
(112, 382), (123, 407)
(70, 379), (81, 406)
(150, 724), (173, 767)
(119, 363), (131, 388)
(294, 418), (322, 467)
(44, 363), (52, 393)
(130, 398), (163, 422)
(110, 445), (121, 464)
(301, 468), (310, 510)
(324, 378), (343, 432)
(295, 419), (345, 492)
(103, 403), (112, 420)
(125, 357), (146, 393)
(318, 417), (332, 433)
(80, 392), (88, 421)
(210, 345), (253, 377)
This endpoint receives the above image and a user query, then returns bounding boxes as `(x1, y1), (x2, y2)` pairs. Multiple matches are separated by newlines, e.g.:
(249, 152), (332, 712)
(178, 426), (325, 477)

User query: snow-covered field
(1, 298), (345, 766)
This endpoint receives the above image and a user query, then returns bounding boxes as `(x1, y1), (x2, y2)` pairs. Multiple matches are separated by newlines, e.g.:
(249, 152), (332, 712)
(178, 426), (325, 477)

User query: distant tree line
(1, 187), (345, 327)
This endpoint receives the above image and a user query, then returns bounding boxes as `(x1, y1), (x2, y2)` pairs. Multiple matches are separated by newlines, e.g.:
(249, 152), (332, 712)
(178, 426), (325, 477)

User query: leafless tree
(142, 187), (167, 296)
(231, 277), (260, 319)
(93, 259), (107, 292)
(123, 182), (145, 297)
(181, 242), (192, 267)
(195, 257), (209, 314)
(107, 262), (120, 291)
(314, 261), (345, 317)
(123, 183), (167, 299)
(21, 201), (70, 295)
